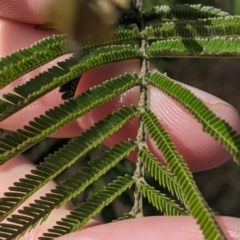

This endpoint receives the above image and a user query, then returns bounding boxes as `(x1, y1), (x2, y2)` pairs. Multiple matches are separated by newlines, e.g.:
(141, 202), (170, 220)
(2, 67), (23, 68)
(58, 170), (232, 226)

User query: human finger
(1, 16), (240, 172)
(57, 216), (240, 240)
(0, 155), (99, 239)
(0, 0), (55, 24)
(75, 62), (240, 172)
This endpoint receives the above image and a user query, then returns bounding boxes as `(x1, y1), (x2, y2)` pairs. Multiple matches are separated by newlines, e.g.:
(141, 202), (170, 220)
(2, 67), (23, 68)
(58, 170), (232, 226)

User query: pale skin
(0, 1), (240, 239)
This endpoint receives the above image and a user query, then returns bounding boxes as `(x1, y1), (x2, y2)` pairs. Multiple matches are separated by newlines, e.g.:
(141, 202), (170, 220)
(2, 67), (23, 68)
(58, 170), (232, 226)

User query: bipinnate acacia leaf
(39, 175), (134, 239)
(147, 37), (240, 58)
(145, 4), (230, 23)
(0, 2), (239, 240)
(139, 148), (184, 203)
(0, 74), (139, 163)
(0, 26), (139, 89)
(0, 106), (137, 221)
(146, 72), (240, 163)
(139, 181), (187, 216)
(145, 16), (240, 40)
(0, 44), (140, 121)
(140, 108), (225, 239)
(0, 35), (68, 89)
(0, 142), (135, 239)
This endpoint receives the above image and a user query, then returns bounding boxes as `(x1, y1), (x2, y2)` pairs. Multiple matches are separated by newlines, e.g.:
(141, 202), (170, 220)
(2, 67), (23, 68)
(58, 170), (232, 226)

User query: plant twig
(130, 0), (149, 218)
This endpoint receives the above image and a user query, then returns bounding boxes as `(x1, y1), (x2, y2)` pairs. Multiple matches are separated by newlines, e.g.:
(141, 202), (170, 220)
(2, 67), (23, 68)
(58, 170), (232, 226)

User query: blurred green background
(23, 0), (240, 222)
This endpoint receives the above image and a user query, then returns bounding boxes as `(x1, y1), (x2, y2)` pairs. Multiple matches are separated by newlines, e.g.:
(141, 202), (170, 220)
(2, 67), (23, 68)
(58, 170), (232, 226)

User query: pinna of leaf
(1, 1), (239, 240)
(45, 0), (129, 44)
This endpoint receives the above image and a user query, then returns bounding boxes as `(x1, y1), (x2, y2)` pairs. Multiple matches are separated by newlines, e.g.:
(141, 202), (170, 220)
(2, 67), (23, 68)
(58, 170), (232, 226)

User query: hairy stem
(130, 0), (149, 218)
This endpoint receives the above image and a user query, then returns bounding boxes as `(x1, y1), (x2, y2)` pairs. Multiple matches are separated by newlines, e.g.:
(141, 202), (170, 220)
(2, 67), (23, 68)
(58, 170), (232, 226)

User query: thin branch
(130, 0), (149, 218)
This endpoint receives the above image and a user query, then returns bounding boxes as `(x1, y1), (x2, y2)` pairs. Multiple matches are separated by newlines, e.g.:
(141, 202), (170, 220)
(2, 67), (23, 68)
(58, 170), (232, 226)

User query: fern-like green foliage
(0, 1), (240, 239)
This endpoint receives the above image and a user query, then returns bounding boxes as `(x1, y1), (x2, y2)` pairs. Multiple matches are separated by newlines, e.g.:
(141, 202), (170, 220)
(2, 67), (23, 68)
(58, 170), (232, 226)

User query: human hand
(1, 1), (240, 239)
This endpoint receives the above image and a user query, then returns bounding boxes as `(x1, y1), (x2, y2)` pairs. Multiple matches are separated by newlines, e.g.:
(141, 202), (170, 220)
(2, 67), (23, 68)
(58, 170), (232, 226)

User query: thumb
(57, 216), (240, 240)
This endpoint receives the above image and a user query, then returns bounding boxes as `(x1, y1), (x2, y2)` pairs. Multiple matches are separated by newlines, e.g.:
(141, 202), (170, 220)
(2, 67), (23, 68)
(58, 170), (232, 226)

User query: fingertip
(0, 18), (55, 58)
(57, 216), (240, 240)
(0, 0), (55, 24)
